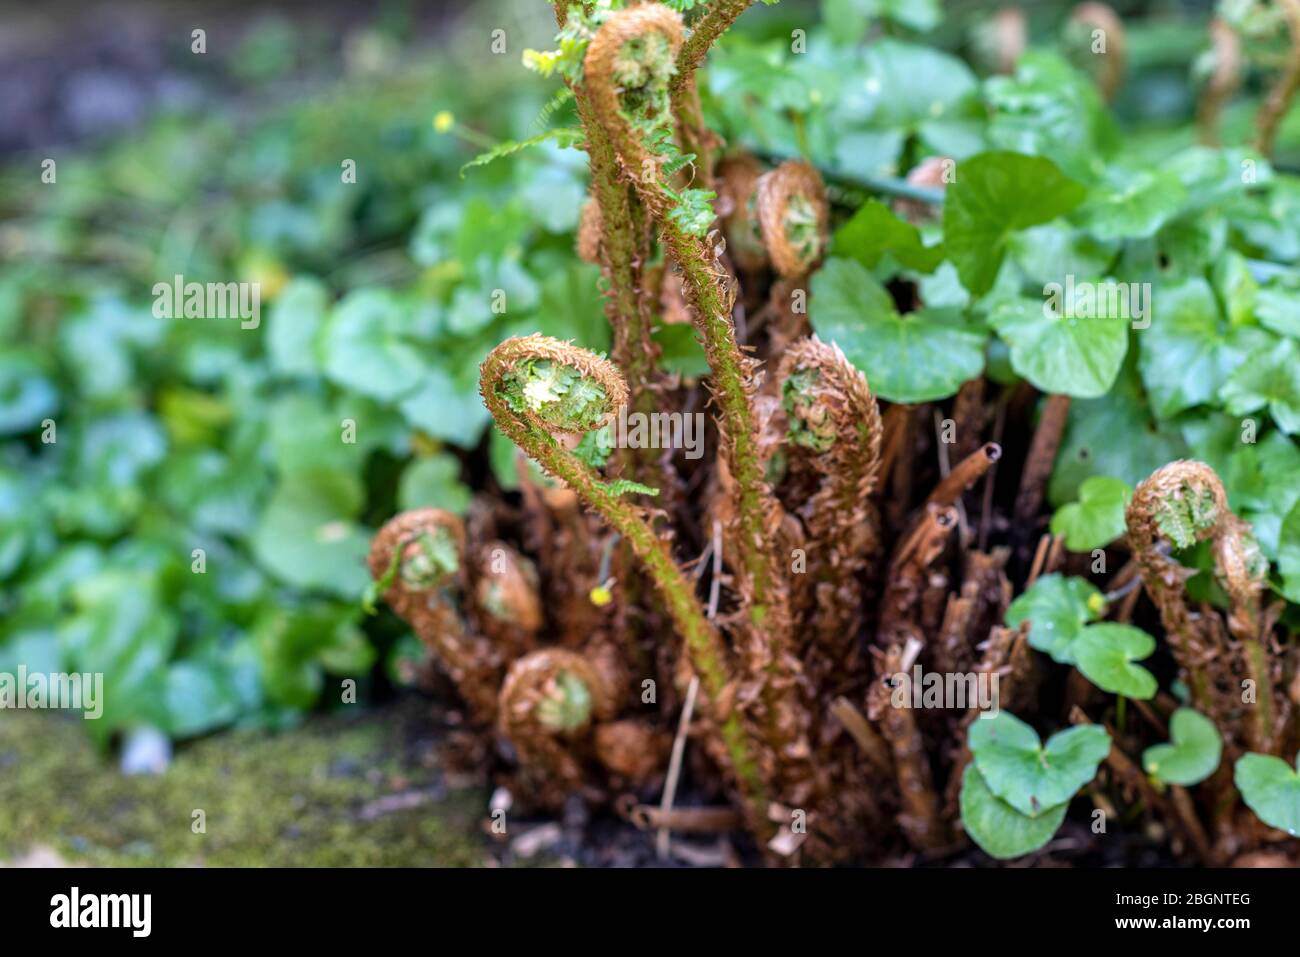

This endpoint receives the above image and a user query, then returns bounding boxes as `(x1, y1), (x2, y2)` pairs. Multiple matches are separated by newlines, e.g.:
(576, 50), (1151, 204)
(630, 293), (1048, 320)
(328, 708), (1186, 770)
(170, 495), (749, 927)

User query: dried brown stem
(1255, 0), (1300, 157)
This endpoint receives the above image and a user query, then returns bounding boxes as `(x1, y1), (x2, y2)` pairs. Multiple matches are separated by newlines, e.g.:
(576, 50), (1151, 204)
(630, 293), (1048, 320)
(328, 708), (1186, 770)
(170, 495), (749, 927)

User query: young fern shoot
(479, 334), (770, 828)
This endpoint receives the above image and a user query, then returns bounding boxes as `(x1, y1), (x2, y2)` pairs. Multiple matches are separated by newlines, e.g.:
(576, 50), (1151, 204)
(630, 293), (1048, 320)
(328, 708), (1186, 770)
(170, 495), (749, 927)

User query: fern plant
(370, 0), (1300, 867)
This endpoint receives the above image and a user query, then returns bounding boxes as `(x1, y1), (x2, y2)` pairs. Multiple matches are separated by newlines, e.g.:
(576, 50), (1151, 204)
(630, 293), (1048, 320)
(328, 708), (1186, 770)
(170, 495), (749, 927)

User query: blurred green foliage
(0, 14), (607, 743)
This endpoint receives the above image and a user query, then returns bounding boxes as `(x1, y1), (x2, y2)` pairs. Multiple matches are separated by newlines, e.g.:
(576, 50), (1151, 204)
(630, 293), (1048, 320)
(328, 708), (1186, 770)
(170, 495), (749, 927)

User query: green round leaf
(959, 763), (1069, 859)
(1234, 752), (1300, 837)
(1004, 572), (1103, 664)
(1078, 168), (1188, 241)
(251, 469), (371, 598)
(1050, 476), (1133, 551)
(398, 454), (471, 515)
(988, 296), (1128, 399)
(810, 257), (985, 403)
(322, 289), (428, 402)
(1074, 623), (1158, 700)
(267, 277), (329, 377)
(1142, 708), (1222, 787)
(943, 151), (1088, 296)
(1138, 279), (1268, 420)
(969, 711), (1111, 817)
(831, 200), (944, 273)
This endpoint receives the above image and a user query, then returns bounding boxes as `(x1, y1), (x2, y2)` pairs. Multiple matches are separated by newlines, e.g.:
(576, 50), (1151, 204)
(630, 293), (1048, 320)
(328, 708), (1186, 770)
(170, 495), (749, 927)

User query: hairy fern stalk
(370, 1), (1300, 867)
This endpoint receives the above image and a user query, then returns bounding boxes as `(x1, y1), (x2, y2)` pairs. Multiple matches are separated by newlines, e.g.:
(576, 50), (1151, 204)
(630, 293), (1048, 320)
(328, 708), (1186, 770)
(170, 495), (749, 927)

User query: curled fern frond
(473, 541), (544, 635)
(480, 334), (770, 824)
(715, 153), (767, 270)
(482, 333), (628, 437)
(756, 160), (829, 279)
(498, 648), (616, 797)
(584, 3), (686, 191)
(368, 509), (502, 722)
(777, 336), (884, 684)
(778, 337), (882, 496)
(1127, 461), (1279, 753)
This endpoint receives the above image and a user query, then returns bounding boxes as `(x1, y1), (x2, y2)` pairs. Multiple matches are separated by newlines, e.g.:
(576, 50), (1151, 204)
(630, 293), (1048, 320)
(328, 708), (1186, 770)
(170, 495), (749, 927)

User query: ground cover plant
(5, 0), (1300, 867)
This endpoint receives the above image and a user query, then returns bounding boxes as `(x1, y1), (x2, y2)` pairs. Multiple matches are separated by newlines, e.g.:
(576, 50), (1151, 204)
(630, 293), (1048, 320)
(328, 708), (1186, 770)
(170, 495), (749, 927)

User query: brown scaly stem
(1197, 19), (1243, 146)
(1069, 3), (1127, 102)
(669, 0), (754, 184)
(1012, 393), (1071, 550)
(1255, 0), (1300, 158)
(479, 334), (770, 831)
(868, 641), (946, 850)
(878, 503), (959, 649)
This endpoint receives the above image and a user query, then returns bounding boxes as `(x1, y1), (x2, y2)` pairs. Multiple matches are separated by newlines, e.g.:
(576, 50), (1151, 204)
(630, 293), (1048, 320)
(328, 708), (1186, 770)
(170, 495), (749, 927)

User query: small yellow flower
(433, 111), (455, 133)
(1087, 592), (1107, 617)
(589, 585), (613, 607)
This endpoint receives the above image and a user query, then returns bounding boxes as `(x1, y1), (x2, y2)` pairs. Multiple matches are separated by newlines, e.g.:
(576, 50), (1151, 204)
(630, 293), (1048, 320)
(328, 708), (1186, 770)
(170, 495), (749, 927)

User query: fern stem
(480, 335), (769, 826)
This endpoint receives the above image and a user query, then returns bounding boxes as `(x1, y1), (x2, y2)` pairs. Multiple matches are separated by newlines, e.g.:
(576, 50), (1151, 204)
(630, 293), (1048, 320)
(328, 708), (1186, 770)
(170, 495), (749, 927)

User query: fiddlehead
(470, 541), (544, 659)
(756, 161), (830, 281)
(368, 509), (503, 722)
(779, 337), (883, 569)
(1126, 461), (1277, 754)
(480, 334), (771, 827)
(715, 153), (768, 272)
(498, 647), (616, 800)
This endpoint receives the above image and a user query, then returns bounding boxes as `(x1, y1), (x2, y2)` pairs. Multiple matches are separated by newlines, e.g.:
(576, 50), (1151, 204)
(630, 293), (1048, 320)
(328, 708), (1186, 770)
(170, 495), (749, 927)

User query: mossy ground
(0, 701), (488, 867)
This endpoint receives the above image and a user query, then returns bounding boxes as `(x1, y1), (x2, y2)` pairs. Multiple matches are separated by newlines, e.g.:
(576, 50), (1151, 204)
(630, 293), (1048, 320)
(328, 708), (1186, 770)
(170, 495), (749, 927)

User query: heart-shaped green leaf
(943, 151), (1088, 295)
(1142, 708), (1222, 786)
(969, 711), (1110, 816)
(1004, 573), (1103, 664)
(1235, 752), (1300, 837)
(1078, 167), (1188, 241)
(988, 295), (1129, 399)
(1074, 623), (1158, 700)
(959, 763), (1069, 859)
(810, 257), (985, 403)
(831, 199), (944, 273)
(1050, 476), (1132, 551)
(1138, 278), (1269, 420)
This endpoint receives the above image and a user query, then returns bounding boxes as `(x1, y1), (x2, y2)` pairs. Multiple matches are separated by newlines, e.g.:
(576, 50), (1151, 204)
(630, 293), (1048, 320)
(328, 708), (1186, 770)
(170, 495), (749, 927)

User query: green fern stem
(584, 5), (786, 638)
